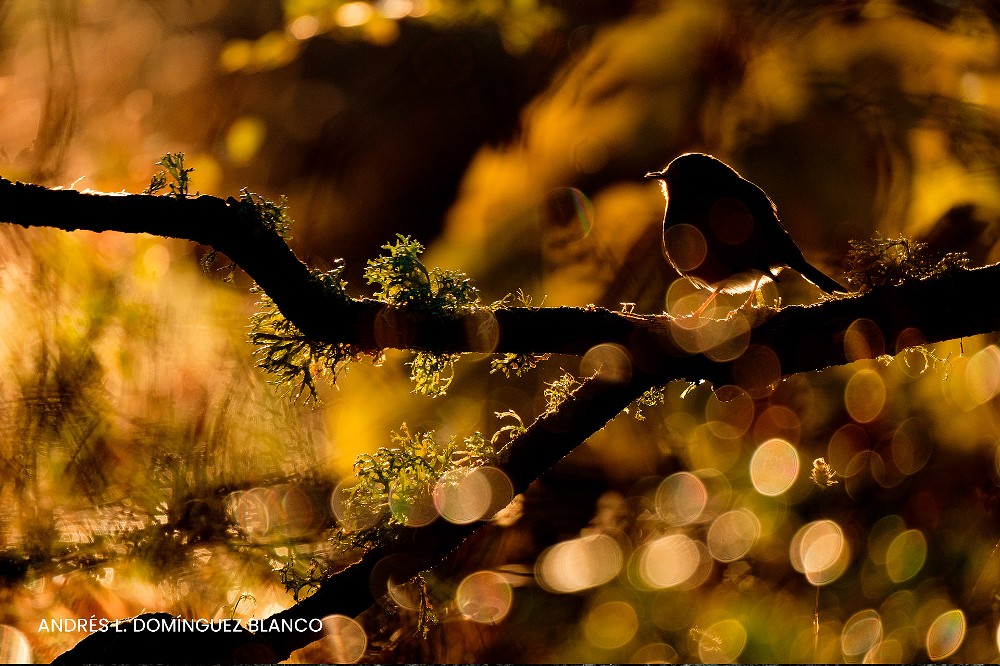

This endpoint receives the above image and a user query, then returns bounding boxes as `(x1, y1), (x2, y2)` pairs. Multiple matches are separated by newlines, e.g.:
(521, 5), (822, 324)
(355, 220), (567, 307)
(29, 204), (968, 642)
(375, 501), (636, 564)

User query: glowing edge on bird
(646, 153), (846, 317)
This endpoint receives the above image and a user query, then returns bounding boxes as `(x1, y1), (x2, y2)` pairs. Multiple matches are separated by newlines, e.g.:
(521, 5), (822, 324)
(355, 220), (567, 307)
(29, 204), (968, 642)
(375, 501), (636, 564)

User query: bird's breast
(663, 197), (773, 291)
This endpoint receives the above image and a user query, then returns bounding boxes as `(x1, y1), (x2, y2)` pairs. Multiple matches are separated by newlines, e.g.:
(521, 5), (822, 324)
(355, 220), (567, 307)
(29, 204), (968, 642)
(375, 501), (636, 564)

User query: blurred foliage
(0, 225), (323, 661)
(5, 0), (1000, 663)
(266, 0), (564, 64)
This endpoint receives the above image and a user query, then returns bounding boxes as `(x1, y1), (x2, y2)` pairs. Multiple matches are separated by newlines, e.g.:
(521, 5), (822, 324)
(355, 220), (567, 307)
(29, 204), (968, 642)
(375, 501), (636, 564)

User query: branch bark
(5, 180), (996, 662)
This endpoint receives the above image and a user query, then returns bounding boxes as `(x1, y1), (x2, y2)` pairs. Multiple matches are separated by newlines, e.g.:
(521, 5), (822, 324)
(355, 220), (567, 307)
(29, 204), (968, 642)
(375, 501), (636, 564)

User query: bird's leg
(725, 275), (764, 318)
(693, 287), (721, 318)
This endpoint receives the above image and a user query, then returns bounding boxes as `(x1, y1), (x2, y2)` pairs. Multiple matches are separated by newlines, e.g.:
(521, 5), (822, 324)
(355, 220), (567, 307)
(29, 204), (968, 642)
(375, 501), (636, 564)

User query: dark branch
(2, 179), (998, 370)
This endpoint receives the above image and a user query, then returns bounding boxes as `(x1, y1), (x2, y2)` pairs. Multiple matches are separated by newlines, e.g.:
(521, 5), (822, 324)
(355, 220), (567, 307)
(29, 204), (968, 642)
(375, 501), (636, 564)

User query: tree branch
(2, 179), (997, 369)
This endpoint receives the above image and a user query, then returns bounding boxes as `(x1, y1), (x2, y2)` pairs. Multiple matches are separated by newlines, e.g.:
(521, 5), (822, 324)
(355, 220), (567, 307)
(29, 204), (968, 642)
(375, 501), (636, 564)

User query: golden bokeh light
(663, 223), (707, 272)
(432, 466), (515, 524)
(844, 369), (886, 424)
(227, 488), (271, 539)
(698, 618), (747, 664)
(581, 343), (633, 384)
(140, 243), (171, 279)
(843, 450), (889, 496)
(749, 438), (799, 496)
(664, 309), (753, 356)
(884, 529), (927, 583)
(334, 2), (375, 28)
(630, 642), (679, 663)
(864, 638), (903, 663)
(707, 509), (760, 562)
(844, 318), (886, 362)
(318, 615), (367, 663)
(455, 570), (514, 624)
(841, 609), (882, 660)
(790, 519), (851, 586)
(225, 116), (267, 166)
(535, 534), (623, 594)
(665, 277), (707, 318)
(226, 484), (322, 540)
(379, 0), (415, 20)
(288, 15), (321, 41)
(655, 472), (708, 525)
(477, 466), (517, 518)
(965, 344), (1000, 405)
(633, 533), (704, 589)
(433, 467), (491, 525)
(704, 315), (752, 363)
(925, 609), (965, 661)
(867, 514), (906, 566)
(584, 600), (639, 650)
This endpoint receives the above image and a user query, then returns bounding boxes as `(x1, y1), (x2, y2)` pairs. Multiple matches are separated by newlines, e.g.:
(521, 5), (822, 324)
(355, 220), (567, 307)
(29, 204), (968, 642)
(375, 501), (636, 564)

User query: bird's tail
(795, 260), (846, 294)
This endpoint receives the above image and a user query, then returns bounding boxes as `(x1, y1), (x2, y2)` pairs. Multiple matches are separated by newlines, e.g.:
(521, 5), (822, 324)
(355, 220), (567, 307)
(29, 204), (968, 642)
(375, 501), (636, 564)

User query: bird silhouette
(646, 153), (846, 316)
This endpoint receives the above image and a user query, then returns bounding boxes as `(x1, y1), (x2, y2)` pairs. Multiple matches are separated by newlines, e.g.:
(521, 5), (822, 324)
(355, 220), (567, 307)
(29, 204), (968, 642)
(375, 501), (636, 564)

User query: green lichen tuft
(333, 423), (497, 551)
(146, 152), (194, 198)
(364, 235), (480, 315)
(238, 189), (293, 238)
(490, 352), (550, 378)
(248, 265), (378, 403)
(365, 235), (483, 396)
(544, 372), (581, 414)
(845, 235), (969, 292)
(408, 351), (462, 398)
(629, 385), (667, 421)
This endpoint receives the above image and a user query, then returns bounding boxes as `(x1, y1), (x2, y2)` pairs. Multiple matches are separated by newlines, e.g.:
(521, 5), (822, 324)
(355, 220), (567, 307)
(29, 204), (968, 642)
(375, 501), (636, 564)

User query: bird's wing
(739, 178), (846, 293)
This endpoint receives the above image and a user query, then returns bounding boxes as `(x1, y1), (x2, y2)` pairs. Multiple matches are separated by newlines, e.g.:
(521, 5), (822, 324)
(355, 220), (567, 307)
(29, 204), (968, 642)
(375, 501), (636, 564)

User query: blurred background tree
(3, 0), (1000, 662)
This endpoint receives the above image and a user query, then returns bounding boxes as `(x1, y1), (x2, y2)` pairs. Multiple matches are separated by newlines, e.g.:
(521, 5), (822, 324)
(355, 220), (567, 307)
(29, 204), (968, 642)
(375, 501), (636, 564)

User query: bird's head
(645, 153), (740, 190)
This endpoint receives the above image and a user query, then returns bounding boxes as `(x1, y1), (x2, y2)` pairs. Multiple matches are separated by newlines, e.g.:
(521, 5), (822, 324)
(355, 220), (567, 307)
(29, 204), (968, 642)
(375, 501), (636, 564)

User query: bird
(646, 153), (846, 317)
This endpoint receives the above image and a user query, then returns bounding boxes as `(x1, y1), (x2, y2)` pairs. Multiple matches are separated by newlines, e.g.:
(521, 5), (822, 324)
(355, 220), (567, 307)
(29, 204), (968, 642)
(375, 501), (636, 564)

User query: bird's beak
(644, 171), (665, 180)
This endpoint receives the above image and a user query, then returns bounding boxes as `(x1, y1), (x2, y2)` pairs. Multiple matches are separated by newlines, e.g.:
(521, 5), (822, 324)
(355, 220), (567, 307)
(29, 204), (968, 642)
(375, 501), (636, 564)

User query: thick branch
(2, 179), (998, 367)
